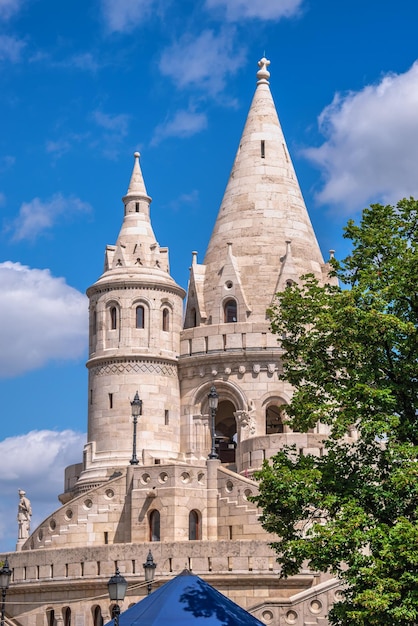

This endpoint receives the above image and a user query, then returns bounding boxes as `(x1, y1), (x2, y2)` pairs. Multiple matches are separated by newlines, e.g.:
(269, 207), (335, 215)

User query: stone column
(206, 458), (220, 540)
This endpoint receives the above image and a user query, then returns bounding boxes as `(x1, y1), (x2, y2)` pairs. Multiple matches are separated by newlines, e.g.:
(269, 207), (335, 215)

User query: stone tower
(180, 57), (334, 473)
(79, 152), (185, 488)
(2, 59), (340, 626)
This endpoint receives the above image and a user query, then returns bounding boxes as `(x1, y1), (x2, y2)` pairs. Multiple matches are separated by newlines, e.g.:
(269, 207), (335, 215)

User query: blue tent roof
(108, 570), (264, 626)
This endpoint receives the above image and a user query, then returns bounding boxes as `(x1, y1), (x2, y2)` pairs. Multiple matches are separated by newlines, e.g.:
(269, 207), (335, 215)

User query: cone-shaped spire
(126, 151), (149, 197)
(202, 58), (326, 322)
(96, 152), (175, 278)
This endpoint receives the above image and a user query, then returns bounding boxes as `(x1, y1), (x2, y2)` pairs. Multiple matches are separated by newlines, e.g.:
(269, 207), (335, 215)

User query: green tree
(253, 199), (418, 625)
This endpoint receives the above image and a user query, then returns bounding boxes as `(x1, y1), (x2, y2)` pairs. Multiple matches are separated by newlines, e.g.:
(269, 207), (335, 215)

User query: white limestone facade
(1, 59), (341, 626)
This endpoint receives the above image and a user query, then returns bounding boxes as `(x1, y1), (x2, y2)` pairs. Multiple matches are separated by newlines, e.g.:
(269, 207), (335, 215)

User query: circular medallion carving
(310, 599), (322, 614)
(262, 610), (273, 622)
(285, 610), (297, 624)
(158, 472), (168, 483)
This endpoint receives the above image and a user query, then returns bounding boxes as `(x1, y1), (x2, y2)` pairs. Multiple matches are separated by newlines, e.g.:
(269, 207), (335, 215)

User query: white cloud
(100, 0), (156, 33)
(0, 155), (15, 170)
(0, 34), (25, 62)
(7, 193), (91, 241)
(159, 28), (246, 96)
(93, 110), (130, 136)
(303, 62), (418, 212)
(205, 0), (303, 21)
(0, 429), (85, 552)
(0, 262), (87, 377)
(152, 109), (207, 145)
(66, 52), (99, 72)
(45, 139), (72, 156)
(0, 0), (22, 20)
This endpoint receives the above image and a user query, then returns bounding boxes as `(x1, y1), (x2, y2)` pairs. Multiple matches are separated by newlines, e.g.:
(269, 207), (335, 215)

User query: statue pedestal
(16, 538), (25, 552)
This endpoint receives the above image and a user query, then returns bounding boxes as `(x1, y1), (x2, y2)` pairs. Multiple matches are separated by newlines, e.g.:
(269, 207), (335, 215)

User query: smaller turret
(75, 152), (185, 489)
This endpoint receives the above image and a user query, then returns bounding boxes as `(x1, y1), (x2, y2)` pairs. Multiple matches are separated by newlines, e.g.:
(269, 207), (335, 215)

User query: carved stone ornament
(235, 410), (256, 438)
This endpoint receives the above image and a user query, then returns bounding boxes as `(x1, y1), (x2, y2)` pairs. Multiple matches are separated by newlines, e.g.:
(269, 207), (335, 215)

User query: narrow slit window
(136, 305), (145, 329)
(189, 510), (201, 540)
(135, 202), (140, 212)
(149, 510), (160, 542)
(261, 140), (265, 158)
(109, 393), (113, 409)
(164, 410), (169, 426)
(162, 307), (169, 332)
(110, 307), (117, 330)
(63, 608), (71, 626)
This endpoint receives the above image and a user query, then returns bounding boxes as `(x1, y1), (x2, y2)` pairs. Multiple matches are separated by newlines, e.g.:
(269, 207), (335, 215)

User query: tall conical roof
(93, 152), (179, 286)
(202, 58), (326, 321)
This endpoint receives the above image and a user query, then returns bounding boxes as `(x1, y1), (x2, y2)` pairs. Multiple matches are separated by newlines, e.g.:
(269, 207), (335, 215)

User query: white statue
(17, 489), (32, 540)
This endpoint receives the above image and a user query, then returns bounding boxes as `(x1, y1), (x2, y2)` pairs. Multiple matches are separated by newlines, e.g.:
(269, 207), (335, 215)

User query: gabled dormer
(212, 242), (251, 325)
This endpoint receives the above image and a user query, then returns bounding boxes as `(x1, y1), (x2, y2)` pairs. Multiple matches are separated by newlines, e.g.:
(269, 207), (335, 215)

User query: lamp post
(130, 391), (142, 465)
(207, 385), (219, 459)
(0, 558), (11, 626)
(107, 567), (127, 626)
(143, 550), (156, 595)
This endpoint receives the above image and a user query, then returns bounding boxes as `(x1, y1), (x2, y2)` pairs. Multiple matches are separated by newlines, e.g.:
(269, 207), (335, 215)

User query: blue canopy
(108, 569), (264, 626)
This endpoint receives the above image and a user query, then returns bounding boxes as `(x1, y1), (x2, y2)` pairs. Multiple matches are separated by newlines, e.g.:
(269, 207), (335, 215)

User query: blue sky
(1, 0), (418, 552)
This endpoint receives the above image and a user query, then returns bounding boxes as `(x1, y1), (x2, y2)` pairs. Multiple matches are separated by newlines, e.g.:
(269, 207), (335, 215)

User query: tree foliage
(253, 199), (418, 625)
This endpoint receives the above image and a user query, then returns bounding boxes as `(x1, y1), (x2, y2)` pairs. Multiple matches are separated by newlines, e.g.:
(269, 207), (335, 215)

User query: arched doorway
(215, 400), (236, 463)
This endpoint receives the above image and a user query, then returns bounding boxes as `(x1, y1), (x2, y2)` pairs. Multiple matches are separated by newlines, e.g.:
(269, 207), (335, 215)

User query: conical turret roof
(202, 58), (326, 321)
(92, 152), (182, 292)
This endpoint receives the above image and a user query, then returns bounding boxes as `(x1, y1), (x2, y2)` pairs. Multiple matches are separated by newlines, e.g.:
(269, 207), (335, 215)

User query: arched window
(47, 610), (55, 626)
(224, 299), (237, 323)
(63, 607), (71, 626)
(162, 308), (169, 332)
(266, 405), (285, 434)
(149, 510), (160, 542)
(189, 510), (201, 540)
(93, 606), (103, 626)
(110, 307), (117, 330)
(136, 305), (145, 329)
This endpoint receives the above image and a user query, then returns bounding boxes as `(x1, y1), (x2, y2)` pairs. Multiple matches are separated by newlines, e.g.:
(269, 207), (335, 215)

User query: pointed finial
(126, 150), (148, 197)
(257, 57), (270, 85)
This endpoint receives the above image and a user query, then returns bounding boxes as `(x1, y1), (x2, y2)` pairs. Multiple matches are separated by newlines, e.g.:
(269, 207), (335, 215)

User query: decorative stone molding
(92, 361), (177, 377)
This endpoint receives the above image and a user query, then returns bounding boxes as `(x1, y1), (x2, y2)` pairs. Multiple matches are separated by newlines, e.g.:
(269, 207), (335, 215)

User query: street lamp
(130, 391), (142, 465)
(0, 558), (11, 626)
(107, 567), (127, 626)
(143, 550), (156, 595)
(207, 385), (219, 459)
